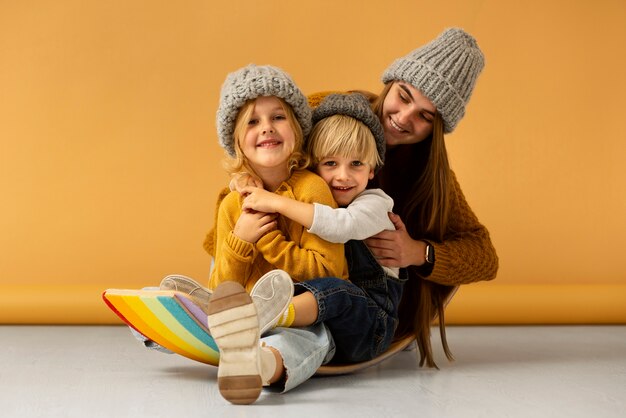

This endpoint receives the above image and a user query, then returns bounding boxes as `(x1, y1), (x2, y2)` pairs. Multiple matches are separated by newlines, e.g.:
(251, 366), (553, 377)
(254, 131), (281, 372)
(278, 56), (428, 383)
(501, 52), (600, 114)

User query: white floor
(1, 325), (624, 418)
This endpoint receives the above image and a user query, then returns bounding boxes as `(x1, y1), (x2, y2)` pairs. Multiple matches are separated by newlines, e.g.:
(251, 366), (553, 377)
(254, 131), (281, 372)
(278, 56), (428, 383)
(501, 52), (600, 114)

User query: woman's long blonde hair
(367, 82), (455, 368)
(223, 97), (310, 177)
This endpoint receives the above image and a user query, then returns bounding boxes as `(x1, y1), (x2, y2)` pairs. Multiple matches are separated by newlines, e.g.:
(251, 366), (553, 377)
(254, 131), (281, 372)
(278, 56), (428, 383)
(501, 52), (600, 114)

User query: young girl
(206, 64), (347, 404)
(239, 92), (405, 364)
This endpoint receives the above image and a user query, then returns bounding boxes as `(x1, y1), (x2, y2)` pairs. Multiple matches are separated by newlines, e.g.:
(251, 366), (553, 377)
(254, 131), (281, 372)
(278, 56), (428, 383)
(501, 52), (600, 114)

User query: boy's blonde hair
(223, 97), (310, 176)
(306, 114), (382, 170)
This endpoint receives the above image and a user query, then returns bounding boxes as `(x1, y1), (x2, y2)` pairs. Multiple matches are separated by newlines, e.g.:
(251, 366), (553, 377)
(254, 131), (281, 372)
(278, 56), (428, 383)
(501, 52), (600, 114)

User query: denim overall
(294, 239), (407, 363)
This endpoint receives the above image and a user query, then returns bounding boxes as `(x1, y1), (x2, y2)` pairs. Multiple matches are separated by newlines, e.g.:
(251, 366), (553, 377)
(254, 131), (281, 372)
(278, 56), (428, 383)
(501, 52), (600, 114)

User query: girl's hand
(241, 187), (280, 213)
(364, 212), (426, 268)
(233, 209), (277, 243)
(229, 172), (264, 195)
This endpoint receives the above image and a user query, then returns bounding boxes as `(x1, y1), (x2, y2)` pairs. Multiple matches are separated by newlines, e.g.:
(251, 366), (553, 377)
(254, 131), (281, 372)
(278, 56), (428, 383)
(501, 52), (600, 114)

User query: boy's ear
(368, 169), (375, 180)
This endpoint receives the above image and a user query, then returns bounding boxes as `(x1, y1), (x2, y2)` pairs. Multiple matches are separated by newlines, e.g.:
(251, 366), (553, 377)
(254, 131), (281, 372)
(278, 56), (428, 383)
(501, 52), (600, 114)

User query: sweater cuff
(426, 244), (452, 282)
(225, 231), (255, 258)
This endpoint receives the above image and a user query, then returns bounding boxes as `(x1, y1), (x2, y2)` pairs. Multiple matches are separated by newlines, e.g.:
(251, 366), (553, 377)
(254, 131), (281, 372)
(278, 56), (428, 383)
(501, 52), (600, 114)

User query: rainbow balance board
(103, 289), (219, 366)
(103, 288), (416, 375)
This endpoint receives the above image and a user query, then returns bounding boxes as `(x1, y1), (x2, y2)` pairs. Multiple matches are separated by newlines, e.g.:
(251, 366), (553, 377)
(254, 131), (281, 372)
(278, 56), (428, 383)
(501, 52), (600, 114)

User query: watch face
(426, 244), (434, 263)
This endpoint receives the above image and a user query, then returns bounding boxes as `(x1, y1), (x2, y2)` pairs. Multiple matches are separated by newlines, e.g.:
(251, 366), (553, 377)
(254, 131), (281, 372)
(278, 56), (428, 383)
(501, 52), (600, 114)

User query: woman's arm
(425, 173), (499, 285)
(366, 172), (498, 286)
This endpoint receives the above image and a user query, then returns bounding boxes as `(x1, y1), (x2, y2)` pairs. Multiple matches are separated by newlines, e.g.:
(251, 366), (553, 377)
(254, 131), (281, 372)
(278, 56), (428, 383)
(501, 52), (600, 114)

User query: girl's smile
(240, 96), (295, 173)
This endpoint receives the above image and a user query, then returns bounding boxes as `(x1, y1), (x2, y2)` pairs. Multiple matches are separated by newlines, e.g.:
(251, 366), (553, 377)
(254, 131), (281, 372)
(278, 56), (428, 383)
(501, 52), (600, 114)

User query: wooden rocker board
(102, 288), (415, 375)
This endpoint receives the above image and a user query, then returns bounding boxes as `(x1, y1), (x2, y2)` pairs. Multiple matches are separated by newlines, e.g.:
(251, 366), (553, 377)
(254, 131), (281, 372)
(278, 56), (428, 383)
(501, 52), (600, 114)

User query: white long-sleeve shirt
(308, 189), (399, 278)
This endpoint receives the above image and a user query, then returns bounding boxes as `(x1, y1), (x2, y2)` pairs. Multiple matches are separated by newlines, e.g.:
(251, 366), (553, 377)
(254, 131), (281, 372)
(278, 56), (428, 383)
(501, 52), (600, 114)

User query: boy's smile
(316, 155), (374, 207)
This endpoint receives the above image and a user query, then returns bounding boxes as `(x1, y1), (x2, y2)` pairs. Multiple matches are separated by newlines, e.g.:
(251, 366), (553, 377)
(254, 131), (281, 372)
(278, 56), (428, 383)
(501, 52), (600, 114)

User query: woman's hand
(364, 212), (426, 268)
(233, 209), (277, 243)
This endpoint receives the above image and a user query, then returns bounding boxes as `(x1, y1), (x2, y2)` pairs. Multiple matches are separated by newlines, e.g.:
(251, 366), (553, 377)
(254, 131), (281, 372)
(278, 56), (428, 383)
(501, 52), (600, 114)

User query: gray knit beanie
(312, 93), (386, 167)
(216, 64), (312, 157)
(382, 27), (485, 133)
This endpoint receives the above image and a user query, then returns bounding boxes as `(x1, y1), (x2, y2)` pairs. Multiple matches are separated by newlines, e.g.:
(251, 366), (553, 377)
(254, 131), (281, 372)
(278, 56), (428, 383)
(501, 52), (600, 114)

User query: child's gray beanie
(216, 64), (312, 157)
(312, 93), (386, 167)
(382, 27), (485, 133)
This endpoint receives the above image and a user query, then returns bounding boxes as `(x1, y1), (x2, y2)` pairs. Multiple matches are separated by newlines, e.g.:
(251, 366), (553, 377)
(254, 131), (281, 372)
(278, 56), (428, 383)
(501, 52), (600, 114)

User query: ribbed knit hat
(312, 93), (386, 167)
(382, 28), (485, 133)
(216, 64), (312, 157)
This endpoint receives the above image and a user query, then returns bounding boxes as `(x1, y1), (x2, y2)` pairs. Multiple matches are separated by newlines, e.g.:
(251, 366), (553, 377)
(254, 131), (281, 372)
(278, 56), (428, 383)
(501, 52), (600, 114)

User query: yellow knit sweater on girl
(208, 169), (348, 293)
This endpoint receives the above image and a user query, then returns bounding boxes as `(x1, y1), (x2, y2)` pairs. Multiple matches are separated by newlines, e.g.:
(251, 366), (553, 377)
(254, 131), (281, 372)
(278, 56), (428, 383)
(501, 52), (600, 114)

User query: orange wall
(1, 0), (625, 324)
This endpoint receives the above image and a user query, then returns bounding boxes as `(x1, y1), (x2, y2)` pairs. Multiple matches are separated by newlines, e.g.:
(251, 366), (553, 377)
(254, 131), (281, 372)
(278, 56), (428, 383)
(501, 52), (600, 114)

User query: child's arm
(253, 175), (346, 281)
(208, 192), (276, 290)
(309, 189), (395, 243)
(243, 186), (395, 244)
(229, 172), (263, 193)
(242, 187), (314, 229)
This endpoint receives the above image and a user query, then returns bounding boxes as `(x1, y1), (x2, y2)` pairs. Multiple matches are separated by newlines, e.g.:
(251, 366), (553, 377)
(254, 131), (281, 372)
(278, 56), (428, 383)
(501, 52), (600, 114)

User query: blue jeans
(294, 240), (407, 363)
(262, 324), (335, 392)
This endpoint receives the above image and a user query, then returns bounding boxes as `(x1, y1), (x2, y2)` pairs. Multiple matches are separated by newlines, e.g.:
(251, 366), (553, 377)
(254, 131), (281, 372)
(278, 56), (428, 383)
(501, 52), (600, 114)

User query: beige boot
(207, 281), (262, 405)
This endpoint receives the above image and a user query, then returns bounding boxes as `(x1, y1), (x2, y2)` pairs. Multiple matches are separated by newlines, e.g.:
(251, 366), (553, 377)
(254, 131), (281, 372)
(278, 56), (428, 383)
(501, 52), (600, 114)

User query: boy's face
(315, 155), (374, 207)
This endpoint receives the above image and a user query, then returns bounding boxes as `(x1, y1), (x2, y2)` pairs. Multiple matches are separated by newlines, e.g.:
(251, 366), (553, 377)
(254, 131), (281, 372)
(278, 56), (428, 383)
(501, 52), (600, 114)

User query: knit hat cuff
(312, 93), (386, 166)
(381, 27), (484, 134)
(383, 63), (465, 133)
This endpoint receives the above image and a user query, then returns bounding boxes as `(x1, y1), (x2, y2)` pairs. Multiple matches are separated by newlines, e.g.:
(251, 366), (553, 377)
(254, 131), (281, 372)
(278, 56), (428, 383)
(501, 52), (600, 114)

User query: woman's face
(381, 82), (437, 147)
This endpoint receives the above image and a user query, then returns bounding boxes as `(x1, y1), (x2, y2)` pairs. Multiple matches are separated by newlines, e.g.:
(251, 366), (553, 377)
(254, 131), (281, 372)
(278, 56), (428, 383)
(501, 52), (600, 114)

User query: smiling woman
(381, 82), (437, 147)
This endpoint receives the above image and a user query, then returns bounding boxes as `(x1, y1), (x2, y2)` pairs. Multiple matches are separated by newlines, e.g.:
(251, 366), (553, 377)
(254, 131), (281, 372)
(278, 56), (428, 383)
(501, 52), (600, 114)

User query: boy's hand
(241, 187), (281, 213)
(229, 172), (263, 195)
(233, 209), (277, 243)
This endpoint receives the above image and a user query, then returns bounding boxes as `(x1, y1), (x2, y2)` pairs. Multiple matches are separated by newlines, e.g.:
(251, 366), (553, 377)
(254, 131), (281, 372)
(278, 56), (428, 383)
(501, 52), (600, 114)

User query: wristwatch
(424, 241), (435, 264)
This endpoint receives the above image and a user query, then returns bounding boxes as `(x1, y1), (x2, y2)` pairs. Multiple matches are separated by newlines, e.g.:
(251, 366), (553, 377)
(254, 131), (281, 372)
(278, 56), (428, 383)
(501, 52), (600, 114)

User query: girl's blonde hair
(223, 97), (310, 176)
(306, 114), (382, 170)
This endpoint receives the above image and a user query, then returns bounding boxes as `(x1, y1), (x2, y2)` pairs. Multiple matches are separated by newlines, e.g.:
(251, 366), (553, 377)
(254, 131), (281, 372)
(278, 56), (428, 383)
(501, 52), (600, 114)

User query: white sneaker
(207, 281), (262, 405)
(160, 270), (293, 336)
(250, 269), (294, 335)
(159, 274), (212, 313)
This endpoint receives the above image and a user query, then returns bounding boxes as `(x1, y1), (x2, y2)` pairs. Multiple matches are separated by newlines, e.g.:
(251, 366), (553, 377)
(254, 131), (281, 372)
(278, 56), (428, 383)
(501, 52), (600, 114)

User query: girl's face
(240, 96), (296, 172)
(315, 155), (374, 207)
(381, 82), (437, 147)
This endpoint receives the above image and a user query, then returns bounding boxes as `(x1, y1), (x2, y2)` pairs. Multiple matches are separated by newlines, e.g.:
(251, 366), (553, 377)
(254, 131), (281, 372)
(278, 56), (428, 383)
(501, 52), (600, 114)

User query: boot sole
(207, 281), (261, 405)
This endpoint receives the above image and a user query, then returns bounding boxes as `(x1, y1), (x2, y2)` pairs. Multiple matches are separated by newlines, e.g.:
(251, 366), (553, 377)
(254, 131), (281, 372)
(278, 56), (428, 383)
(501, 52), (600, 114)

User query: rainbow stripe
(103, 289), (219, 366)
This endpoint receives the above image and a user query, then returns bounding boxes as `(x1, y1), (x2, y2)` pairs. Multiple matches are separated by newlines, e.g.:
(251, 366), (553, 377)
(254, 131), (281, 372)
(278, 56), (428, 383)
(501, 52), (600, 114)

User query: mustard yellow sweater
(207, 169), (348, 293)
